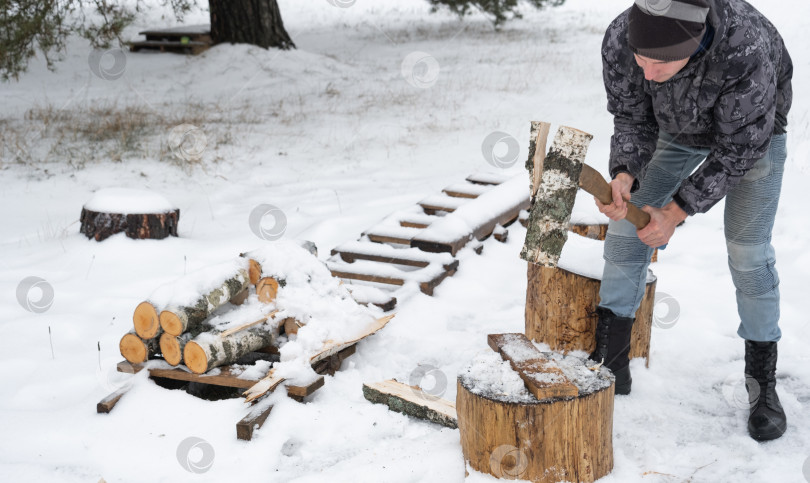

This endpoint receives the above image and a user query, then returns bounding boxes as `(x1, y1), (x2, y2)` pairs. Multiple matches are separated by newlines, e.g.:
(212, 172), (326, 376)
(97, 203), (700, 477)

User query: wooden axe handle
(578, 164), (651, 230)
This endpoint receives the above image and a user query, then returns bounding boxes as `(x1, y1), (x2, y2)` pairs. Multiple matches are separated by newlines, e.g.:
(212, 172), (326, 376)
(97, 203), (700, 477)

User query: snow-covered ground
(2, 0), (809, 481)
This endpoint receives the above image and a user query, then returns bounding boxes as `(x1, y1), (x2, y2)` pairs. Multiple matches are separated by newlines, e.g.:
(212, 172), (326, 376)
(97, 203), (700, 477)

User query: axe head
(520, 125), (593, 267)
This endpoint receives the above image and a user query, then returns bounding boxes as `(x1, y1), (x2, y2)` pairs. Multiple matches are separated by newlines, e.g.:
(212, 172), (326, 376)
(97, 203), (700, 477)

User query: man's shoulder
(602, 8), (632, 65)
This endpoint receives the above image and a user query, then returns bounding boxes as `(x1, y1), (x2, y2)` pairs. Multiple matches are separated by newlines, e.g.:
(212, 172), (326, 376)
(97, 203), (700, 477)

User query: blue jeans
(599, 132), (787, 342)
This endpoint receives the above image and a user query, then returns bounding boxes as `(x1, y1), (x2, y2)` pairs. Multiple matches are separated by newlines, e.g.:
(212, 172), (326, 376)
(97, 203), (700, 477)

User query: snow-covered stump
(457, 334), (614, 482)
(524, 235), (656, 366)
(79, 188), (179, 241)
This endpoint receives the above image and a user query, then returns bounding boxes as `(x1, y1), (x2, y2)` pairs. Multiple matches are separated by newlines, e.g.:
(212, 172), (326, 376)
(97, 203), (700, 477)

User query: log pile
(119, 255), (287, 373)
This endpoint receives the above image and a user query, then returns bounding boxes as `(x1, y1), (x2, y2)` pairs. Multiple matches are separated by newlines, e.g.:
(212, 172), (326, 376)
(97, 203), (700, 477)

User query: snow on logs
(80, 188), (179, 241)
(119, 241), (383, 393)
(457, 333), (614, 482)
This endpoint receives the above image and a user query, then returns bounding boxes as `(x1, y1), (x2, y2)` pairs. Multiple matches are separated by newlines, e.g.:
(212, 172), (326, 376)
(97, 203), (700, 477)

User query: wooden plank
(236, 401), (273, 441)
(465, 172), (510, 185)
(286, 375), (325, 400)
(139, 24), (211, 36)
(96, 387), (130, 414)
(147, 365), (260, 389)
(362, 226), (422, 245)
(397, 212), (440, 229)
(244, 315), (395, 403)
(328, 260), (456, 296)
(363, 380), (457, 429)
(487, 333), (579, 400)
(331, 242), (458, 269)
(411, 176), (530, 256)
(418, 194), (467, 215)
(442, 182), (491, 199)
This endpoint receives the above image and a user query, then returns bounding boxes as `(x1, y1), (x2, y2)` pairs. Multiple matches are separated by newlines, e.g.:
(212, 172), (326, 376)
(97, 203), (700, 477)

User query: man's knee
(727, 241), (779, 297)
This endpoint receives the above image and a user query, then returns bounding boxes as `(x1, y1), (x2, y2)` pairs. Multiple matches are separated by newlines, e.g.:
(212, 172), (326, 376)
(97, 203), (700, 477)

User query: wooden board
(363, 380), (457, 428)
(331, 242), (457, 269)
(96, 387), (130, 414)
(244, 315), (395, 403)
(236, 401), (273, 441)
(465, 172), (510, 185)
(487, 333), (579, 400)
(327, 260), (456, 296)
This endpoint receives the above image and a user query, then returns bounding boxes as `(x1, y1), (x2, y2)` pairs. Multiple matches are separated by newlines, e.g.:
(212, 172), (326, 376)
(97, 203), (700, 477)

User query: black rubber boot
(744, 340), (787, 441)
(589, 307), (634, 395)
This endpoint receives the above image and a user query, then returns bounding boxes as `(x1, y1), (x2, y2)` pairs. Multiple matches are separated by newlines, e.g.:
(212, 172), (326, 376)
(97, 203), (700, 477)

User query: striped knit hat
(628, 0), (710, 61)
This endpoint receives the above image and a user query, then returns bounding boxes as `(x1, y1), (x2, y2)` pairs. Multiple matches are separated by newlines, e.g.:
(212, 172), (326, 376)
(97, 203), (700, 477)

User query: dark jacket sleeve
(602, 17), (658, 189)
(672, 47), (779, 215)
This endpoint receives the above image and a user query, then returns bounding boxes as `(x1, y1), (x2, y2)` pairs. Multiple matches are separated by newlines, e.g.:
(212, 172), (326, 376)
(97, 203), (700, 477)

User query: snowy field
(1, 0), (809, 481)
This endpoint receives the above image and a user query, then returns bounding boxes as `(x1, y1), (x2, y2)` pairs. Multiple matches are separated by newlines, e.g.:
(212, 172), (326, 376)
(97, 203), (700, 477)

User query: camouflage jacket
(603, 0), (793, 215)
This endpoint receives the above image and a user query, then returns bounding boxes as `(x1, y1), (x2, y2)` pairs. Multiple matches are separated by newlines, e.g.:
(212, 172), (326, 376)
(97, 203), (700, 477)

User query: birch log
(133, 301), (162, 339)
(183, 324), (279, 374)
(159, 268), (251, 336)
(159, 332), (195, 366)
(120, 330), (160, 363)
(520, 125), (593, 267)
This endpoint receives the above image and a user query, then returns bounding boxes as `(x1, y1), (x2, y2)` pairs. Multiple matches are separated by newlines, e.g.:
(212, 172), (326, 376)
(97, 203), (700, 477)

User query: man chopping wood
(591, 0), (792, 441)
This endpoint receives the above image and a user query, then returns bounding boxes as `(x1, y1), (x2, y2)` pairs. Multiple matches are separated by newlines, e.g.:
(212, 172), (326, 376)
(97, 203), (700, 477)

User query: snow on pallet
(129, 24), (213, 55)
(328, 172), (529, 306)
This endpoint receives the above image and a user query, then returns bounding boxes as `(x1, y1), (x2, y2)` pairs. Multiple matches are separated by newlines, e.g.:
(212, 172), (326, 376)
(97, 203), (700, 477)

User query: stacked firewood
(119, 254), (289, 374)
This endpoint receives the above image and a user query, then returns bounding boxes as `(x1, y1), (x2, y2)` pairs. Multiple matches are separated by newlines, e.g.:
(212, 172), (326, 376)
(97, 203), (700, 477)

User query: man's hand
(637, 202), (687, 247)
(595, 172), (635, 221)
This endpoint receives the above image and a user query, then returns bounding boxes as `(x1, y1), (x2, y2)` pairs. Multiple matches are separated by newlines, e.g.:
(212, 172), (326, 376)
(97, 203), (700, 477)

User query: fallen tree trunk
(159, 268), (251, 336)
(120, 330), (160, 363)
(183, 323), (280, 374)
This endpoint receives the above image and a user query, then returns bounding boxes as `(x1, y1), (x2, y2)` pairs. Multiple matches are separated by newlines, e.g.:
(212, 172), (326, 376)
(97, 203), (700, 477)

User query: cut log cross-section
(256, 277), (283, 304)
(120, 330), (160, 364)
(159, 332), (194, 366)
(487, 333), (579, 400)
(159, 268), (251, 336)
(133, 301), (162, 339)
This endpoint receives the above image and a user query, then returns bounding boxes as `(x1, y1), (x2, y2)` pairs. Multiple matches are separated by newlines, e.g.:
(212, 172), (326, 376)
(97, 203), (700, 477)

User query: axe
(520, 123), (651, 267)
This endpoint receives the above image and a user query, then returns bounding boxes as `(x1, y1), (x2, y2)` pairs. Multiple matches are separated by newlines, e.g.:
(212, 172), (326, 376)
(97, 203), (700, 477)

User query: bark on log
(457, 373), (613, 483)
(80, 208), (179, 242)
(521, 125), (593, 267)
(133, 301), (162, 339)
(525, 263), (656, 366)
(362, 380), (458, 429)
(184, 324), (279, 374)
(120, 330), (160, 364)
(159, 268), (251, 336)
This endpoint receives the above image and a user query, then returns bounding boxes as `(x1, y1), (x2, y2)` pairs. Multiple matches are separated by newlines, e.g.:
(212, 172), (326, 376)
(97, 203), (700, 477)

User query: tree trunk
(209, 0), (295, 50)
(183, 325), (279, 374)
(159, 268), (251, 336)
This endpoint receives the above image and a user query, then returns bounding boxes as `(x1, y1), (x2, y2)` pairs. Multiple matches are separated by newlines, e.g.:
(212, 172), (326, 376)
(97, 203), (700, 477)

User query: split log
(159, 268), (251, 336)
(133, 301), (162, 339)
(119, 330), (160, 364)
(457, 350), (614, 482)
(80, 208), (180, 241)
(184, 324), (279, 375)
(363, 380), (458, 429)
(525, 262), (656, 366)
(488, 333), (579, 400)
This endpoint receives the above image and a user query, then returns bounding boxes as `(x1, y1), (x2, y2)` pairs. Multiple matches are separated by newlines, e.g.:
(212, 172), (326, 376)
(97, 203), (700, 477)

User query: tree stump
(80, 188), (179, 241)
(525, 235), (656, 366)
(457, 344), (614, 482)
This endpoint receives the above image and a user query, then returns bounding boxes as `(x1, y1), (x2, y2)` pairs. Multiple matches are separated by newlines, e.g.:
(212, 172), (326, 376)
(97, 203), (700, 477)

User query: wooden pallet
(328, 172), (528, 305)
(97, 344), (357, 440)
(129, 24), (213, 55)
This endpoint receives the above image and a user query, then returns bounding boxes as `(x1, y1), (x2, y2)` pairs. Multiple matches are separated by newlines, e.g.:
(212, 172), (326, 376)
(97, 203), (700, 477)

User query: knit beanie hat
(628, 0), (710, 62)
